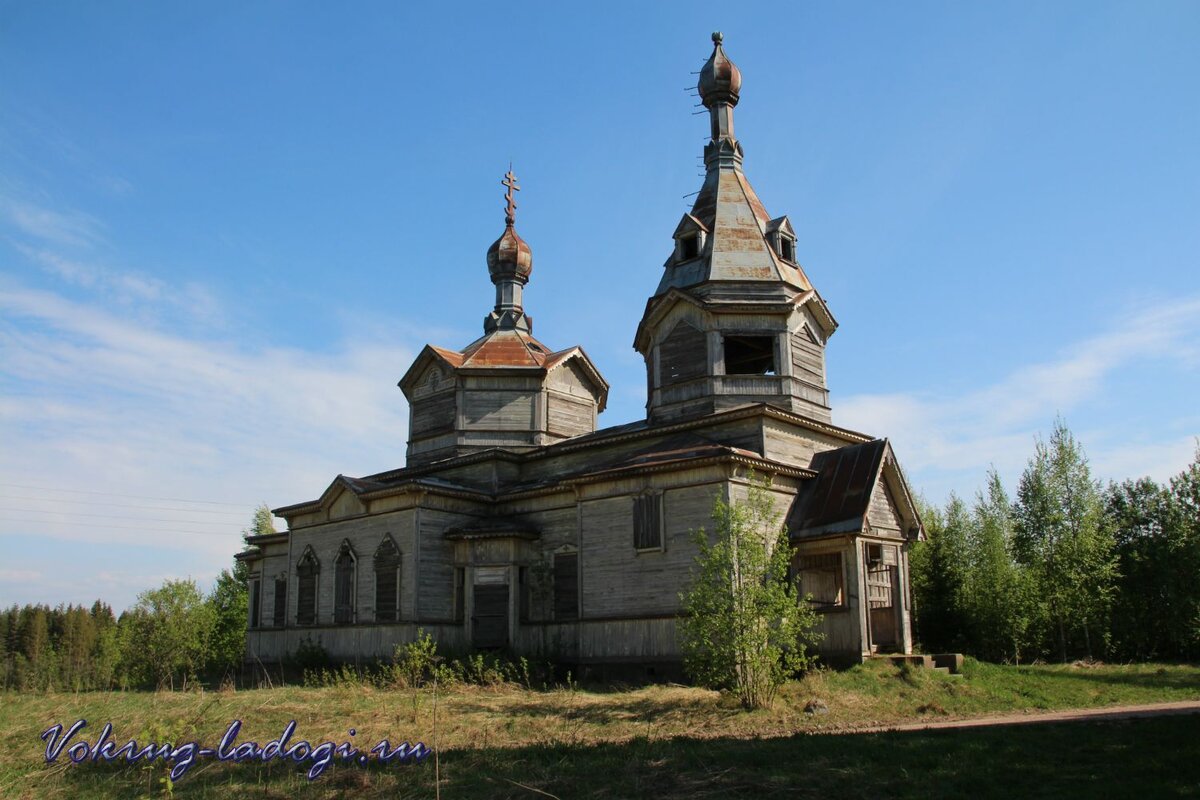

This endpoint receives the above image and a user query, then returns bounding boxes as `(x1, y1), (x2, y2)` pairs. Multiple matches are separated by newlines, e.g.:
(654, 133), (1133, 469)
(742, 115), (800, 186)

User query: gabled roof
(787, 439), (922, 540)
(765, 215), (795, 238)
(672, 213), (709, 238)
(399, 331), (609, 408)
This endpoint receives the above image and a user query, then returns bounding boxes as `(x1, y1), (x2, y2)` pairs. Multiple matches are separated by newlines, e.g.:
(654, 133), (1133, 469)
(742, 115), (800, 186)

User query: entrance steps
(872, 652), (964, 675)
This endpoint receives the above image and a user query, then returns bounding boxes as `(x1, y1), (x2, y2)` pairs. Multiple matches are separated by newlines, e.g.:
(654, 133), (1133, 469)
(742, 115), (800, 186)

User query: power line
(0, 494), (248, 517)
(2, 507), (240, 527)
(0, 482), (256, 508)
(0, 517), (259, 538)
(0, 494), (246, 520)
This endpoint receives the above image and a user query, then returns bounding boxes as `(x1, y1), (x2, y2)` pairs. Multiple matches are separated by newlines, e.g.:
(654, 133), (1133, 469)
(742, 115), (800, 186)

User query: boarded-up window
(633, 495), (663, 550)
(249, 579), (261, 629)
(659, 322), (707, 385)
(553, 553), (578, 620)
(454, 567), (465, 623)
(464, 392), (533, 429)
(296, 549), (319, 625)
(518, 566), (529, 622)
(410, 395), (456, 437)
(374, 536), (401, 622)
(334, 542), (355, 624)
(273, 578), (287, 627)
(797, 553), (844, 609)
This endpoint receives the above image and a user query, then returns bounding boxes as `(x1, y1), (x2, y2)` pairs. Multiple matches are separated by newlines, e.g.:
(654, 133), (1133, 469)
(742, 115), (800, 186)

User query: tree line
(912, 419), (1200, 663)
(0, 505), (273, 691)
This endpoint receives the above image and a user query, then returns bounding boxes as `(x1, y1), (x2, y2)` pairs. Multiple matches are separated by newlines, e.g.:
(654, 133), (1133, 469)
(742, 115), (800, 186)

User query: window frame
(553, 551), (579, 621)
(272, 577), (287, 628)
(296, 547), (320, 626)
(249, 577), (261, 630)
(633, 493), (665, 552)
(373, 535), (402, 623)
(722, 333), (778, 376)
(333, 540), (357, 625)
(795, 552), (847, 611)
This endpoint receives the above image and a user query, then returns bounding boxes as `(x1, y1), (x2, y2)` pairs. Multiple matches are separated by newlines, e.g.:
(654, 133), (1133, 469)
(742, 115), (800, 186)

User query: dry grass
(1, 659), (1198, 798)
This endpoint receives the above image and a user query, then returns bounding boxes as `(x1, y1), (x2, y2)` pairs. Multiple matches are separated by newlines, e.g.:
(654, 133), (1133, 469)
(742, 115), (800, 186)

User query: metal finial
(501, 165), (520, 226)
(712, 31), (723, 45)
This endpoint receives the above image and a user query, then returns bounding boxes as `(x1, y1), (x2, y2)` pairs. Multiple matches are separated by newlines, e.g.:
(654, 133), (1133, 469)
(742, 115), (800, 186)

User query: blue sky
(2, 1), (1197, 611)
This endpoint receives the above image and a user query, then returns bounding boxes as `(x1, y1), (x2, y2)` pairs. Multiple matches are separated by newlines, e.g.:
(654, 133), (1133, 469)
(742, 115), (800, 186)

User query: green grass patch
(1, 660), (1197, 798)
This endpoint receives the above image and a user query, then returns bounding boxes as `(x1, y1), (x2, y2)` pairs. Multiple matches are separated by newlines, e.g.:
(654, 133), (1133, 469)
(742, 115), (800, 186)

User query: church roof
(787, 439), (923, 540)
(458, 329), (556, 368)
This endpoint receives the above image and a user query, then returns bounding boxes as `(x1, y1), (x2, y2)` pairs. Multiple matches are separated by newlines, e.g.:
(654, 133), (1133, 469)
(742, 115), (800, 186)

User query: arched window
(374, 536), (401, 622)
(334, 541), (356, 624)
(296, 547), (320, 626)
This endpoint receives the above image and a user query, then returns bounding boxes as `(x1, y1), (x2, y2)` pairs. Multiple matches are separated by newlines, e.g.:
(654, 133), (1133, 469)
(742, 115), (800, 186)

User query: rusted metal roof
(787, 439), (888, 539)
(459, 329), (552, 368)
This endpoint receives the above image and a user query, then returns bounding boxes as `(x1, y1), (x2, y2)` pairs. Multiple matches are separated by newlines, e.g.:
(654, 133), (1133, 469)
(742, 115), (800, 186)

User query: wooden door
(471, 584), (509, 649)
(866, 560), (898, 649)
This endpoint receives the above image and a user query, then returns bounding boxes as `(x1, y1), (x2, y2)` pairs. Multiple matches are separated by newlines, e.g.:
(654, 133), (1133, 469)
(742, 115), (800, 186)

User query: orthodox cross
(502, 166), (520, 225)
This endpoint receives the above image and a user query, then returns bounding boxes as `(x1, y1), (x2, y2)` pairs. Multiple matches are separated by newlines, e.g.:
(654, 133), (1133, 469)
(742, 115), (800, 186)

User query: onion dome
(486, 224), (533, 281)
(486, 167), (533, 281)
(697, 31), (742, 108)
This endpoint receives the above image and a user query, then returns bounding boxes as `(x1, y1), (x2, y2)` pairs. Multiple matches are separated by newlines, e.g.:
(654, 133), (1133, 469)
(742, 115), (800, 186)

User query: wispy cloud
(13, 243), (224, 325)
(838, 296), (1200, 501)
(1, 196), (104, 249)
(0, 276), (417, 608)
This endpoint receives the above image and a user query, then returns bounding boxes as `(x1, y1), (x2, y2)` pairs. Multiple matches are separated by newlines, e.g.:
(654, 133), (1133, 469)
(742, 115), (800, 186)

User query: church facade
(239, 35), (924, 672)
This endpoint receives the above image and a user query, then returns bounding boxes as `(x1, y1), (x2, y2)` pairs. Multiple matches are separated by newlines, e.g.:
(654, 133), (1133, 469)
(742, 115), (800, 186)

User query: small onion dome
(697, 31), (741, 107)
(486, 224), (533, 281)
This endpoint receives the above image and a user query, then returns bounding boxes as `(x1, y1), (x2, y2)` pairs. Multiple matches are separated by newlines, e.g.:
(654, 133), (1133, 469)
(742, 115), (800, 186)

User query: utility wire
(2, 507), (242, 526)
(0, 494), (247, 516)
(0, 482), (255, 508)
(0, 517), (254, 537)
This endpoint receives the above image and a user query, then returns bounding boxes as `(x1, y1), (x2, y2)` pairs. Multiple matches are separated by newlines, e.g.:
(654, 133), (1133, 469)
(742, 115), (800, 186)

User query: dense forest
(0, 506), (275, 691)
(912, 420), (1200, 663)
(2, 422), (1198, 691)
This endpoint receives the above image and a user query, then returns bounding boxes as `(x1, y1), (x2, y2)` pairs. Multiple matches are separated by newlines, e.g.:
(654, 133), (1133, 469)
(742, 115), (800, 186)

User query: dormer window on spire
(671, 213), (708, 265)
(778, 234), (796, 263)
(766, 215), (798, 264)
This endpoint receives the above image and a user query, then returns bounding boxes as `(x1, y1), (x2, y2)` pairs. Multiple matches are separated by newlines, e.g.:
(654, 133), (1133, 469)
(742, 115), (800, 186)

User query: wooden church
(239, 34), (924, 672)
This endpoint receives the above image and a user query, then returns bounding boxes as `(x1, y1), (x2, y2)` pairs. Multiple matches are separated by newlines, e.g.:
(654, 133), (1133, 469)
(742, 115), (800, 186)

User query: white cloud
(1, 196), (104, 249)
(838, 296), (1200, 502)
(0, 276), (417, 607)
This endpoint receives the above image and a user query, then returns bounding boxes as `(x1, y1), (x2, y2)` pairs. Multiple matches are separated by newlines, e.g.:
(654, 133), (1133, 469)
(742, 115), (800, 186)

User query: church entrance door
(471, 567), (510, 649)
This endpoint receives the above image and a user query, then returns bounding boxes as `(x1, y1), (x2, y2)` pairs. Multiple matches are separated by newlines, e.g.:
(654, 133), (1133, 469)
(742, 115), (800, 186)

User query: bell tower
(634, 33), (837, 424)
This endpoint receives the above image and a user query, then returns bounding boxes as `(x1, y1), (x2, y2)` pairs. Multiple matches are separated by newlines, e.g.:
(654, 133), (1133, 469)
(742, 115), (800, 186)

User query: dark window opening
(296, 549), (319, 626)
(273, 579), (287, 627)
(334, 542), (355, 624)
(796, 553), (845, 609)
(779, 237), (796, 262)
(724, 335), (776, 375)
(249, 579), (261, 629)
(679, 234), (700, 260)
(553, 553), (579, 620)
(634, 495), (663, 550)
(518, 566), (530, 622)
(454, 567), (465, 623)
(374, 537), (401, 622)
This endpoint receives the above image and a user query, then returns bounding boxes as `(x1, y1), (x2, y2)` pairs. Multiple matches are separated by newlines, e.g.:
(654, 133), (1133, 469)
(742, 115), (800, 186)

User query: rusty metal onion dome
(697, 31), (741, 108)
(487, 167), (533, 281)
(487, 224), (533, 281)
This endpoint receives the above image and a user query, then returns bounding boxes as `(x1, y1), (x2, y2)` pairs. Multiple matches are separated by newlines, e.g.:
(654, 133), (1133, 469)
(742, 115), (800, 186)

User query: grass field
(2, 659), (1198, 799)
